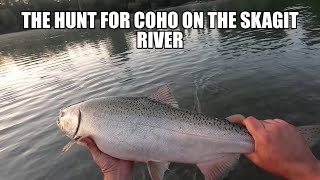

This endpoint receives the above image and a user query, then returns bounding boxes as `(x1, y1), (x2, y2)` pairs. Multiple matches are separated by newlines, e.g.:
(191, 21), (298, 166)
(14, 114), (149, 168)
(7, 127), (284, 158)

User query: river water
(1, 0), (320, 179)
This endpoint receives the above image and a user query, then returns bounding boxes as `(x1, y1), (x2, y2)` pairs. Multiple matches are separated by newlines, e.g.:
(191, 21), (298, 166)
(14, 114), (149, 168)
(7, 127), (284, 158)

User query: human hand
(81, 137), (134, 180)
(226, 115), (320, 180)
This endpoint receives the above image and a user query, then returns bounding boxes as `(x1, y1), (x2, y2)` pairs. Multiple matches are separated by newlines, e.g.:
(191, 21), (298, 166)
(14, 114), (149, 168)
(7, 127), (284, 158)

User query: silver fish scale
(59, 95), (320, 169)
(59, 95), (258, 164)
(82, 97), (251, 139)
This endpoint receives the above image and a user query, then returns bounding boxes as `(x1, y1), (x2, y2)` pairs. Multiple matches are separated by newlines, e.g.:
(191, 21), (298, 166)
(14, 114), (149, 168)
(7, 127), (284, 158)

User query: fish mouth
(57, 109), (62, 127)
(57, 110), (66, 135)
(57, 113), (63, 129)
(56, 118), (64, 133)
(56, 116), (61, 130)
(56, 117), (73, 139)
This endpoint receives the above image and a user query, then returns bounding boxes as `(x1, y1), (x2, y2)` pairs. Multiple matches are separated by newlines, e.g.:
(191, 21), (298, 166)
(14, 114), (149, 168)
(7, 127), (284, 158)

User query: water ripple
(1, 1), (320, 180)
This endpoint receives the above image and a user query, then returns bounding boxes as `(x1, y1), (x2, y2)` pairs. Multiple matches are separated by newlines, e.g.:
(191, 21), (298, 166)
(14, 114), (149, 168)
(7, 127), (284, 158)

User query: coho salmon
(57, 85), (320, 180)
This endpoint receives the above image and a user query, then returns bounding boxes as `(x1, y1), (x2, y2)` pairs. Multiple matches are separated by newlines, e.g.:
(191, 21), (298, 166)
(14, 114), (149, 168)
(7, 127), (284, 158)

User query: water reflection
(0, 0), (319, 63)
(0, 28), (132, 62)
(0, 0), (320, 180)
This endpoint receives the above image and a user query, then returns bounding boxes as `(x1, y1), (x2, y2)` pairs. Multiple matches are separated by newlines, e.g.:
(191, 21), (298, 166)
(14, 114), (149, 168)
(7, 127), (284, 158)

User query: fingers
(81, 137), (134, 178)
(226, 114), (246, 124)
(81, 137), (102, 158)
(226, 115), (262, 164)
(245, 152), (260, 164)
(226, 115), (266, 136)
(241, 117), (266, 162)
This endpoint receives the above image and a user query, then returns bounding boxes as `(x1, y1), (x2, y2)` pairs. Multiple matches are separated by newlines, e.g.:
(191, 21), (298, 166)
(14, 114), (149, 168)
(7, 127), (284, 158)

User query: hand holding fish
(81, 137), (134, 180)
(228, 115), (320, 180)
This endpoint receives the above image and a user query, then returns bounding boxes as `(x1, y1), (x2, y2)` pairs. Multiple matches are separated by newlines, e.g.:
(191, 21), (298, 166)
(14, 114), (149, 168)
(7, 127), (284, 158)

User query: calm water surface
(1, 0), (320, 179)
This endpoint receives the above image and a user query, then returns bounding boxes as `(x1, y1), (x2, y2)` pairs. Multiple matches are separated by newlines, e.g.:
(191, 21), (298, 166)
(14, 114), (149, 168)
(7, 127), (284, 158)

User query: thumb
(226, 114), (246, 124)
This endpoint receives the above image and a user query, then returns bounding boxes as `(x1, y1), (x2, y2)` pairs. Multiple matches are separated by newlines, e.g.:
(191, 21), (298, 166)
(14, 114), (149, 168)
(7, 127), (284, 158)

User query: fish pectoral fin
(147, 161), (170, 180)
(197, 153), (240, 180)
(148, 84), (179, 108)
(61, 137), (83, 154)
(61, 140), (77, 154)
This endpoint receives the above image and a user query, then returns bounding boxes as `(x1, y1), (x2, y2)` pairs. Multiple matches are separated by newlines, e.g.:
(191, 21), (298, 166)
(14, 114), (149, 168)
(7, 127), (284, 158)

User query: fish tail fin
(297, 125), (320, 147)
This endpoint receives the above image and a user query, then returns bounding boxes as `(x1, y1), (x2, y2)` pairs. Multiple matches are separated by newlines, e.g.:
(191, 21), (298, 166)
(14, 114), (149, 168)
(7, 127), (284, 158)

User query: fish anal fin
(148, 84), (179, 108)
(197, 154), (240, 180)
(147, 161), (170, 180)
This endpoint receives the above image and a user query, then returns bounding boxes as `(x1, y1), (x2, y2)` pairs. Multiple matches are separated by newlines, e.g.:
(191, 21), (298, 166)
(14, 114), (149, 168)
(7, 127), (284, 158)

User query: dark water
(1, 0), (320, 179)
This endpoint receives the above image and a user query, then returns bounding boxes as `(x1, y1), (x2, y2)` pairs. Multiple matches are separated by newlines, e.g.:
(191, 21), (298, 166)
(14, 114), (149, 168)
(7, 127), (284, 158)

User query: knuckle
(274, 119), (287, 124)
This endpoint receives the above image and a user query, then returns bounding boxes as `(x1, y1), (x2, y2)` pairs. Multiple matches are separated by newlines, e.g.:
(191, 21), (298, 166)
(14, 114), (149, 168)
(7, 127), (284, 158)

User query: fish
(57, 85), (320, 180)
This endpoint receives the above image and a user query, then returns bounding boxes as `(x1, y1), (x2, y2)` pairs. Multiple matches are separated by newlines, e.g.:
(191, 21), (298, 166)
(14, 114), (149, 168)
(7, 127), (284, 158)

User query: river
(0, 0), (320, 179)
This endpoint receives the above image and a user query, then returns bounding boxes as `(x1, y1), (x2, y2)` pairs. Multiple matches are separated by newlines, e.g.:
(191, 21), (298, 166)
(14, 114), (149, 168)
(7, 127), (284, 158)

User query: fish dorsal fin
(197, 153), (240, 180)
(147, 161), (170, 180)
(148, 85), (179, 108)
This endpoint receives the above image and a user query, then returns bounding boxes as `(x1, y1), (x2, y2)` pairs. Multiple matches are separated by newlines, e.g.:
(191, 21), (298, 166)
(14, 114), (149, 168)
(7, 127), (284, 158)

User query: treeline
(0, 0), (200, 34)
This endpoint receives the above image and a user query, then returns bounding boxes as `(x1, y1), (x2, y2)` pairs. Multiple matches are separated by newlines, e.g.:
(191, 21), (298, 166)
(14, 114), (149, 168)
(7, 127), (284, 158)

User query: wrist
(307, 161), (320, 180)
(103, 168), (133, 180)
(289, 160), (320, 180)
